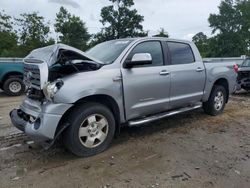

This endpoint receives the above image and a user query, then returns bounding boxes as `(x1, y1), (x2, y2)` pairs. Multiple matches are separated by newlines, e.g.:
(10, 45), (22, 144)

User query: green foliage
(193, 0), (250, 57)
(202, 0), (250, 57)
(192, 32), (209, 57)
(0, 11), (18, 57)
(153, 28), (169, 38)
(0, 32), (18, 57)
(55, 7), (90, 50)
(15, 12), (54, 56)
(209, 0), (238, 34)
(0, 10), (12, 32)
(235, 0), (250, 55)
(92, 0), (147, 44)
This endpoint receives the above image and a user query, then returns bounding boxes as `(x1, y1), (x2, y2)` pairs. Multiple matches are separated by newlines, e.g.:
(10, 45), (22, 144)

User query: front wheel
(63, 102), (116, 157)
(203, 85), (227, 116)
(3, 77), (25, 96)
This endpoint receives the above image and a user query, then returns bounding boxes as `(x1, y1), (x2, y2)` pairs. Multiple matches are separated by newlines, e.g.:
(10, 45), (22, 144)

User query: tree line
(193, 0), (250, 57)
(0, 0), (168, 57)
(0, 0), (249, 58)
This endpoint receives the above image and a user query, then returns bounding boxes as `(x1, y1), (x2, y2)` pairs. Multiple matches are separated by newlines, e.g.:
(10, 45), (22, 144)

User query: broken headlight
(43, 79), (64, 101)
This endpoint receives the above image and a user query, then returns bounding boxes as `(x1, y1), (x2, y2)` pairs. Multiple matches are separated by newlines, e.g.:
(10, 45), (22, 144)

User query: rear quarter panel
(202, 62), (237, 101)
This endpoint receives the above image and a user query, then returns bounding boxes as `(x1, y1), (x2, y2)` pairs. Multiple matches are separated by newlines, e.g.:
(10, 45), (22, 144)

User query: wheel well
(56, 94), (121, 137)
(75, 95), (121, 125)
(213, 78), (229, 102)
(2, 72), (23, 83)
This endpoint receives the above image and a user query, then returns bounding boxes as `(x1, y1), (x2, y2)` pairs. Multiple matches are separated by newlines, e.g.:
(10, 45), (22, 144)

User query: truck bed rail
(0, 58), (23, 63)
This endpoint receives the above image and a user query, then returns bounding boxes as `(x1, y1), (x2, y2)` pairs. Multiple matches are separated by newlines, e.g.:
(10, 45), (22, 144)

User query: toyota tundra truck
(10, 38), (237, 157)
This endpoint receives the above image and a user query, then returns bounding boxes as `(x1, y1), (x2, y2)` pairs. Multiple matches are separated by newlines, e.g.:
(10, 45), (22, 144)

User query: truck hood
(22, 44), (104, 91)
(24, 43), (103, 66)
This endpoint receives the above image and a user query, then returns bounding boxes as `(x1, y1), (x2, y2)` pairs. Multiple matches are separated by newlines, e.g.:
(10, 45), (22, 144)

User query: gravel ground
(0, 91), (249, 188)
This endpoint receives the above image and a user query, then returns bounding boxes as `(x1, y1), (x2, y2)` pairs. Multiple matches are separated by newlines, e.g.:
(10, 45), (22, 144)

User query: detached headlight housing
(43, 79), (64, 101)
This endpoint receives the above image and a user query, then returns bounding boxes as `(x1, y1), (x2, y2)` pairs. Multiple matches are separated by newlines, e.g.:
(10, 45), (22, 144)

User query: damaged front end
(10, 44), (103, 145)
(23, 44), (103, 101)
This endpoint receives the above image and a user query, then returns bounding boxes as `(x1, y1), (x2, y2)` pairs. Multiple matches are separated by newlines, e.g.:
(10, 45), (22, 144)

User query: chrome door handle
(196, 67), (205, 72)
(159, 70), (170, 76)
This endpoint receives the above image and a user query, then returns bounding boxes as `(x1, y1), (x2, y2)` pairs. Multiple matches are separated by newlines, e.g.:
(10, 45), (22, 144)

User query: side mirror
(124, 53), (152, 68)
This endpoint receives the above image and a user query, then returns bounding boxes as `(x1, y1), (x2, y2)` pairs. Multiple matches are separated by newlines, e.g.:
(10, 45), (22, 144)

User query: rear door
(121, 41), (171, 120)
(166, 41), (206, 108)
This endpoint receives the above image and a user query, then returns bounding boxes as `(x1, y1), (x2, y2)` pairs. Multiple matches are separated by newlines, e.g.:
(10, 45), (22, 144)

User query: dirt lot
(0, 91), (250, 188)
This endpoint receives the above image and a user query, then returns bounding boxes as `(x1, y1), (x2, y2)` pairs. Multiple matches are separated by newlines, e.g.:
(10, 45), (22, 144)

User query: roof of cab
(104, 37), (192, 44)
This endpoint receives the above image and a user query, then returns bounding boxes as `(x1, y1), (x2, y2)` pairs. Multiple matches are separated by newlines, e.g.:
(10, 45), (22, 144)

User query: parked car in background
(10, 38), (237, 157)
(237, 58), (250, 91)
(0, 58), (25, 96)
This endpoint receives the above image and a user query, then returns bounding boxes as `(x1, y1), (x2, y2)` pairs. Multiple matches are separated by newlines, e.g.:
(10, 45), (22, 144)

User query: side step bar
(128, 104), (202, 127)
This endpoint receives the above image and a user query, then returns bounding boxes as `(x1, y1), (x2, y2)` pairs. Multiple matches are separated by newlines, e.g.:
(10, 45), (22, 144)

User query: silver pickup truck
(10, 38), (237, 156)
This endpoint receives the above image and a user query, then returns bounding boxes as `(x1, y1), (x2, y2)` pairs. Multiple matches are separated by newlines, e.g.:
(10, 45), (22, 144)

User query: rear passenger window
(167, 42), (195, 65)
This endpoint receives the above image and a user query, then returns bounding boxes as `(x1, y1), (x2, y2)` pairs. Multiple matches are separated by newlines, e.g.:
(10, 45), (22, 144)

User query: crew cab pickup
(10, 38), (237, 157)
(0, 58), (25, 96)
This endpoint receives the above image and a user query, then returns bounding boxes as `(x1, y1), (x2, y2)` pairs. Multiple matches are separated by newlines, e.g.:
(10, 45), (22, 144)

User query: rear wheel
(3, 77), (25, 96)
(63, 102), (116, 157)
(203, 85), (227, 116)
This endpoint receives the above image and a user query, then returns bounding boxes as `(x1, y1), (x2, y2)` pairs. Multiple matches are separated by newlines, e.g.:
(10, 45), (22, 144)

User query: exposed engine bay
(48, 49), (102, 81)
(23, 45), (103, 101)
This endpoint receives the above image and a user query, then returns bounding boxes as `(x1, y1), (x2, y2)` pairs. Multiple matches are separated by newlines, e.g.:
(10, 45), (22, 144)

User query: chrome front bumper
(10, 97), (73, 142)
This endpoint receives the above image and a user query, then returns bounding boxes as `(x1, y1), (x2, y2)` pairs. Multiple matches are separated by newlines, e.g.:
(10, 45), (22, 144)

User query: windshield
(242, 59), (250, 67)
(86, 39), (134, 64)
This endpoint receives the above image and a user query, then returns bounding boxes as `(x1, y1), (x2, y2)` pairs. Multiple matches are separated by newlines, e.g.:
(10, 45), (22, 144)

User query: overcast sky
(0, 0), (222, 40)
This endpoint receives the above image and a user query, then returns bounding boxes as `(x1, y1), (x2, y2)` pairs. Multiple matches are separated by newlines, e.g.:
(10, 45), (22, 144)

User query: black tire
(63, 102), (116, 157)
(242, 86), (250, 92)
(3, 77), (25, 96)
(203, 85), (227, 116)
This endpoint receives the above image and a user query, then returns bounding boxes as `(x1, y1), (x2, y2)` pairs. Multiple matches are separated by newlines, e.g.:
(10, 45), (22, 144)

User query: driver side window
(126, 41), (164, 67)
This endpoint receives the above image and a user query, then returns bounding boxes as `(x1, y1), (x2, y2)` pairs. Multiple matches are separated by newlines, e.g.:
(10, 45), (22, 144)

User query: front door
(121, 41), (171, 120)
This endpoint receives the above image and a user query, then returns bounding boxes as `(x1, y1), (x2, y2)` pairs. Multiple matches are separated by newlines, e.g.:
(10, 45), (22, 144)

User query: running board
(128, 104), (202, 127)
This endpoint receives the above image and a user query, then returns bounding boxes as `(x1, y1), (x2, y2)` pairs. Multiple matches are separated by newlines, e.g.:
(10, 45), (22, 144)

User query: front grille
(23, 63), (41, 89)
